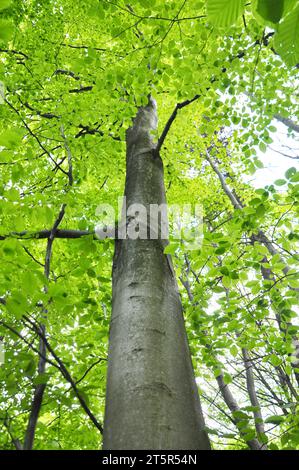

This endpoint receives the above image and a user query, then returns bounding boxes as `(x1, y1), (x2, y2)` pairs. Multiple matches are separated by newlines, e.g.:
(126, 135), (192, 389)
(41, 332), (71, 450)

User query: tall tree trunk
(103, 98), (210, 450)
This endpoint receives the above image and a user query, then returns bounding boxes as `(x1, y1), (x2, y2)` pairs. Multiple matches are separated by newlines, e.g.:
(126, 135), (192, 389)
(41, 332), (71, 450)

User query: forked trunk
(103, 98), (210, 450)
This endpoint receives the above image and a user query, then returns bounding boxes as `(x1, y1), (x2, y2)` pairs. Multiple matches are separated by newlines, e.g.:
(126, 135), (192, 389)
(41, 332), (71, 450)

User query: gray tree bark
(241, 348), (267, 448)
(103, 98), (211, 450)
(274, 115), (299, 134)
(216, 373), (263, 450)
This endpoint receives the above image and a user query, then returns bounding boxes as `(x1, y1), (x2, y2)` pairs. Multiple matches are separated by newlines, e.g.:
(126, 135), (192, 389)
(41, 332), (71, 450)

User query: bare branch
(156, 94), (200, 154)
(60, 126), (74, 186)
(23, 316), (103, 434)
(24, 204), (66, 450)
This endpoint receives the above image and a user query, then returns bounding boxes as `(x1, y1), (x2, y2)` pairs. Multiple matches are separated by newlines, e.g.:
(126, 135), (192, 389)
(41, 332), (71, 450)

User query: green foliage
(206, 0), (299, 65)
(265, 415), (285, 424)
(206, 0), (245, 26)
(256, 0), (284, 23)
(0, 18), (14, 43)
(0, 0), (298, 451)
(274, 4), (299, 66)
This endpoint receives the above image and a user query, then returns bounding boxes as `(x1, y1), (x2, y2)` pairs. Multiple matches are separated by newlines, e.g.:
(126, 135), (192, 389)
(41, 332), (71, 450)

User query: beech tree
(0, 0), (298, 450)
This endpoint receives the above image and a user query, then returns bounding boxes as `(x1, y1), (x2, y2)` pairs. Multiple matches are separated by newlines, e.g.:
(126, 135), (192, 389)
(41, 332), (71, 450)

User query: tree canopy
(0, 0), (298, 450)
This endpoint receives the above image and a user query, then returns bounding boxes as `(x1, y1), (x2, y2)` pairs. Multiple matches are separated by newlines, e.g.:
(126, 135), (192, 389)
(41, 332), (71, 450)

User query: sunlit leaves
(274, 178), (287, 186)
(274, 5), (299, 66)
(285, 167), (297, 180)
(207, 0), (299, 65)
(0, 0), (11, 11)
(265, 415), (285, 424)
(256, 0), (284, 24)
(0, 128), (24, 149)
(0, 18), (14, 43)
(206, 0), (245, 27)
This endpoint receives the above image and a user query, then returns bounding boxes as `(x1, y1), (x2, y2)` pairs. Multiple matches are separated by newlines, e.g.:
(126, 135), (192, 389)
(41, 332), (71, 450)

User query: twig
(60, 126), (74, 186)
(23, 316), (103, 434)
(156, 94), (200, 154)
(23, 205), (66, 450)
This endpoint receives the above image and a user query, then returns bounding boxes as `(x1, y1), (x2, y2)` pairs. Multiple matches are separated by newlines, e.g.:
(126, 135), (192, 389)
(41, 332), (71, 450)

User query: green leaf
(259, 142), (267, 153)
(285, 167), (297, 180)
(0, 0), (11, 10)
(98, 276), (111, 283)
(269, 354), (282, 367)
(222, 432), (236, 438)
(256, 203), (266, 217)
(215, 246), (226, 254)
(256, 0), (284, 23)
(274, 179), (286, 186)
(284, 0), (297, 15)
(23, 359), (36, 378)
(205, 426), (219, 435)
(274, 5), (299, 66)
(0, 19), (14, 43)
(220, 266), (230, 276)
(206, 0), (245, 27)
(33, 373), (50, 385)
(0, 128), (24, 149)
(265, 415), (285, 424)
(6, 297), (25, 319)
(290, 170), (299, 182)
(222, 276), (231, 288)
(230, 345), (238, 357)
(233, 410), (250, 420)
(223, 372), (232, 384)
(0, 0), (11, 11)
(259, 432), (269, 444)
(269, 443), (280, 450)
(164, 243), (180, 255)
(255, 158), (264, 169)
(243, 429), (257, 442)
(243, 405), (260, 412)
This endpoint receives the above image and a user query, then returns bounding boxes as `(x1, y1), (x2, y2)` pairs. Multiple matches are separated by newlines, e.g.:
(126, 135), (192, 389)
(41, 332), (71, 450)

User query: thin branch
(60, 126), (74, 186)
(53, 69), (80, 80)
(104, 0), (205, 22)
(75, 358), (107, 386)
(22, 246), (45, 267)
(156, 94), (200, 154)
(69, 86), (93, 94)
(23, 316), (103, 434)
(0, 321), (58, 370)
(4, 98), (68, 177)
(23, 205), (66, 450)
(269, 146), (299, 160)
(0, 48), (29, 59)
(0, 227), (116, 241)
(44, 204), (66, 279)
(274, 115), (299, 134)
(3, 416), (23, 450)
(242, 348), (267, 447)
